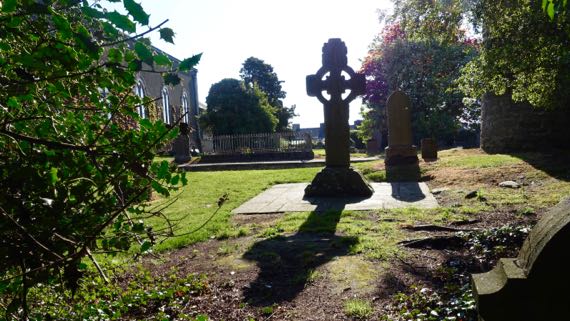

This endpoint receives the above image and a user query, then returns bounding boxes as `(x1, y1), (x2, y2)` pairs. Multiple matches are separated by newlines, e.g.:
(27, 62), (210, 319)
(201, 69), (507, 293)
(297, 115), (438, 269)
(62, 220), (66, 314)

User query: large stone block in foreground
(304, 167), (374, 197)
(472, 197), (570, 321)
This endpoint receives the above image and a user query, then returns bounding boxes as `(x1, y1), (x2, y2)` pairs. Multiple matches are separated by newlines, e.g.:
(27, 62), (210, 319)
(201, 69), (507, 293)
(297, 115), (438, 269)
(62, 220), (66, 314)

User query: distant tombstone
(472, 198), (570, 321)
(366, 139), (380, 155)
(304, 38), (373, 197)
(421, 138), (437, 161)
(384, 91), (418, 166)
(303, 132), (313, 151)
(202, 129), (214, 154)
(173, 123), (191, 164)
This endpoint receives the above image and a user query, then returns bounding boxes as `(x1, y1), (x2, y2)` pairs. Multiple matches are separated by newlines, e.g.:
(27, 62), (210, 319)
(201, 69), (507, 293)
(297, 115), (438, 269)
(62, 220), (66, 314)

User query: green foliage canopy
(359, 3), (479, 143)
(0, 0), (200, 316)
(239, 57), (296, 131)
(457, 0), (570, 109)
(200, 78), (278, 135)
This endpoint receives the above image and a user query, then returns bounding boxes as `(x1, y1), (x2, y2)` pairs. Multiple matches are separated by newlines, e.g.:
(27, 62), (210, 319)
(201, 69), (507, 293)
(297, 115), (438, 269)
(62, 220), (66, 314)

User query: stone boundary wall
(481, 93), (570, 153)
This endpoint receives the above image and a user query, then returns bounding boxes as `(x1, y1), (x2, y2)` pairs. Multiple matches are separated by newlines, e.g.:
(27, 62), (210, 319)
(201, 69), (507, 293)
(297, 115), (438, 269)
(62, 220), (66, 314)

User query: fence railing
(202, 131), (312, 155)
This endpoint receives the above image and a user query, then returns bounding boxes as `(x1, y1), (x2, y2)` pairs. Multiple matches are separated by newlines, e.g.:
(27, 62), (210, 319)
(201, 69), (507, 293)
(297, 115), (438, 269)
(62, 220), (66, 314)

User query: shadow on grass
(513, 150), (570, 182)
(242, 208), (358, 306)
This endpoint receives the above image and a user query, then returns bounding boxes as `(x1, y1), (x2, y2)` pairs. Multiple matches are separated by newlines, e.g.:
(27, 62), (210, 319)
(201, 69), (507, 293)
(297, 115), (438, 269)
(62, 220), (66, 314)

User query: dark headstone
(421, 138), (437, 161)
(304, 38), (373, 197)
(472, 198), (570, 321)
(173, 123), (191, 164)
(366, 139), (380, 155)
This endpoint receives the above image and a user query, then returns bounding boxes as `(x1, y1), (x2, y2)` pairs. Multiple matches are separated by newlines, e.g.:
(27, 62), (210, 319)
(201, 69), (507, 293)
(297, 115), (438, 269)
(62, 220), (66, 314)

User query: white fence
(202, 131), (312, 155)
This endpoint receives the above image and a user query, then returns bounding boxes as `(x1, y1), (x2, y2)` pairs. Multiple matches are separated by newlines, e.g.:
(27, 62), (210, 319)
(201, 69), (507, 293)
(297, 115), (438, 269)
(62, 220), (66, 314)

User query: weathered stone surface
(304, 38), (373, 197)
(498, 181), (521, 189)
(366, 139), (380, 155)
(421, 138), (438, 161)
(481, 93), (570, 153)
(472, 198), (570, 321)
(306, 38), (365, 168)
(232, 182), (438, 214)
(172, 134), (191, 164)
(385, 91), (418, 166)
(304, 167), (373, 197)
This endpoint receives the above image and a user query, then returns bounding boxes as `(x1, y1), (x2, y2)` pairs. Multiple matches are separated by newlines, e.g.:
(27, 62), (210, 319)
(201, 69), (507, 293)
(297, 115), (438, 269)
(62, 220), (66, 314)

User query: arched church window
(161, 87), (170, 124)
(135, 80), (146, 118)
(182, 92), (190, 124)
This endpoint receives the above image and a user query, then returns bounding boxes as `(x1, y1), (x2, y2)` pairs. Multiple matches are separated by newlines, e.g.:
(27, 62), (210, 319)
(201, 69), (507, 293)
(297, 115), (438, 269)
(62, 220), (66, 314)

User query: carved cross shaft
(306, 38), (366, 168)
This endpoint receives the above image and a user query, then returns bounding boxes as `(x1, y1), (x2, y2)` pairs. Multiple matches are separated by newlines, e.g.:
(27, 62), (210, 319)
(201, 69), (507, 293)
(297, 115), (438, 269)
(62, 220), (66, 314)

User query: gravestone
(303, 132), (313, 151)
(366, 139), (380, 155)
(384, 91), (418, 166)
(202, 129), (214, 154)
(472, 198), (570, 321)
(304, 38), (373, 197)
(173, 123), (191, 164)
(421, 138), (437, 161)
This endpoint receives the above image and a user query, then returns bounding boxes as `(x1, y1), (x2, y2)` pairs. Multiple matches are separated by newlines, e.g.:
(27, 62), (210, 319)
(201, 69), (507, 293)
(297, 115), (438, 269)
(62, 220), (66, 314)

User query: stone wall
(480, 93), (570, 153)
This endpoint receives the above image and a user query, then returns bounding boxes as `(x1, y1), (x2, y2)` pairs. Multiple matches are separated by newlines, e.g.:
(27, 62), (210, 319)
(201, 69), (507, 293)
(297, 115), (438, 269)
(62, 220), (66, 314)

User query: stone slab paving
(232, 182), (438, 214)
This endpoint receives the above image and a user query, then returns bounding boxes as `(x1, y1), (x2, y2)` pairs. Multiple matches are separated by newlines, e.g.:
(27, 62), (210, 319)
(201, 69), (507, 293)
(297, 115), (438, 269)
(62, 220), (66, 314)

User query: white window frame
(161, 87), (170, 124)
(182, 92), (190, 124)
(135, 80), (146, 118)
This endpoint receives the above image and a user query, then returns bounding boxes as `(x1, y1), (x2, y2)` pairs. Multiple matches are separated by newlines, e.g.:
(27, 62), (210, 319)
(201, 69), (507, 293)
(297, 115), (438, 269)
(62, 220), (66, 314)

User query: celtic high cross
(306, 38), (366, 168)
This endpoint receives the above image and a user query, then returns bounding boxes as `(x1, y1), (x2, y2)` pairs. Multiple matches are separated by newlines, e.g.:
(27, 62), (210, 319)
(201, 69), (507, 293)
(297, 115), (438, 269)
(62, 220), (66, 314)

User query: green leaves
(1, 0), (17, 13)
(134, 42), (153, 66)
(106, 11), (136, 33)
(163, 72), (181, 86)
(153, 54), (172, 67)
(1, 0), (200, 314)
(49, 167), (59, 185)
(179, 53), (202, 71)
(159, 28), (175, 44)
(140, 240), (152, 253)
(123, 0), (150, 25)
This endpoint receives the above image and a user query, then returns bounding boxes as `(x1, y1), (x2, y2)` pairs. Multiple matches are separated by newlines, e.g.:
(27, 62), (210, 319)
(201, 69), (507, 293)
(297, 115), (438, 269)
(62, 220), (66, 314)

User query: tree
(200, 78), (278, 135)
(0, 0), (200, 317)
(359, 5), (479, 144)
(457, 0), (570, 109)
(240, 57), (296, 131)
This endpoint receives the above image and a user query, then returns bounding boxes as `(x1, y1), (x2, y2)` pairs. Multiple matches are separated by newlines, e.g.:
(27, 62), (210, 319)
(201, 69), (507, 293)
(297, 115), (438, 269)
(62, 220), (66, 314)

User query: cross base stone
(304, 167), (374, 197)
(385, 145), (419, 166)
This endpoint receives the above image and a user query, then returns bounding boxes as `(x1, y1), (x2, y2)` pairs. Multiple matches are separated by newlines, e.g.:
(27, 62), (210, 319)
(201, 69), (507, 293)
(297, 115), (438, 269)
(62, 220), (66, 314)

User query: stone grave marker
(304, 38), (373, 197)
(303, 132), (313, 152)
(421, 138), (437, 161)
(201, 129), (214, 154)
(472, 197), (570, 321)
(384, 91), (418, 166)
(366, 139), (380, 155)
(173, 123), (191, 164)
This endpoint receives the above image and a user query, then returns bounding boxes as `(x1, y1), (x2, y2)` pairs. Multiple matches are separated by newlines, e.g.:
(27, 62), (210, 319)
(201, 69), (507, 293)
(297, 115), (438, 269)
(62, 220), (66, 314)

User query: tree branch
(101, 19), (169, 47)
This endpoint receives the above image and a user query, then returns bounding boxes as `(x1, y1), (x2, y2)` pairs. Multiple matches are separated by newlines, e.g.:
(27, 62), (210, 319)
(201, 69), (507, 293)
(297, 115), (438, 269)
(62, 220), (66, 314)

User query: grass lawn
(147, 167), (321, 252)
(25, 148), (570, 320)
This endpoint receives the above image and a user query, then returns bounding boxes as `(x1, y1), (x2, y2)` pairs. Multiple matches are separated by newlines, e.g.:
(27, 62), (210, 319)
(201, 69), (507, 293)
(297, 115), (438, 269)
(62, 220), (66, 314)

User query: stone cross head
(306, 38), (366, 105)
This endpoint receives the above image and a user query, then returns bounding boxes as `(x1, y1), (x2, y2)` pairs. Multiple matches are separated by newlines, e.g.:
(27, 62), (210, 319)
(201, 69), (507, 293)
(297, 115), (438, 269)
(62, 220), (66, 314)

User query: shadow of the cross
(242, 201), (360, 306)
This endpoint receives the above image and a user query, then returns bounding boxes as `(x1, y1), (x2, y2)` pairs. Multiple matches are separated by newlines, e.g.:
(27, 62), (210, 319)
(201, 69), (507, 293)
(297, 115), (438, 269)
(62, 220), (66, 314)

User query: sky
(135, 0), (393, 128)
